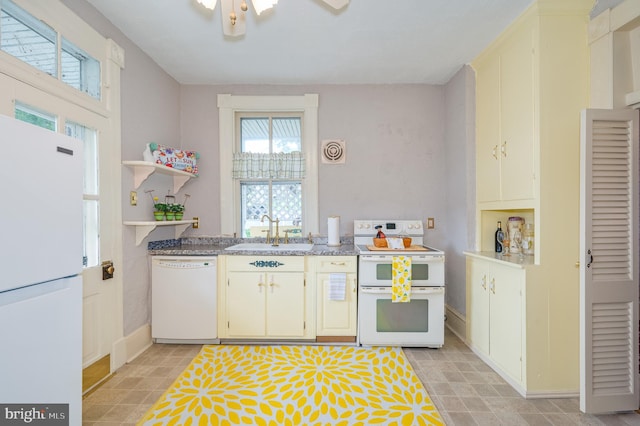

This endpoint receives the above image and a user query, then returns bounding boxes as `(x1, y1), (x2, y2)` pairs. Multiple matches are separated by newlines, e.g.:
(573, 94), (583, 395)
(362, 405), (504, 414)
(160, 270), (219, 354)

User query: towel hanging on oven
(392, 256), (411, 303)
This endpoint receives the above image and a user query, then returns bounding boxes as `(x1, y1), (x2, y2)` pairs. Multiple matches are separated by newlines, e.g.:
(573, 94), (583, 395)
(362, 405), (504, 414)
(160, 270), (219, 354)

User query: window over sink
(237, 114), (303, 237)
(218, 94), (319, 237)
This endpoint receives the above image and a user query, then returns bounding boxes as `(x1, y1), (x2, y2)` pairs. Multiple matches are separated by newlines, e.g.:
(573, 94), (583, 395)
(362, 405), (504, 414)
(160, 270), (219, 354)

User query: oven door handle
(359, 255), (444, 263)
(360, 286), (444, 295)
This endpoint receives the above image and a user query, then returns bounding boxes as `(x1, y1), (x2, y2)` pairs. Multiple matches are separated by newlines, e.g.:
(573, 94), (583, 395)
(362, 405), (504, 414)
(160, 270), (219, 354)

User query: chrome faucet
(261, 214), (280, 246)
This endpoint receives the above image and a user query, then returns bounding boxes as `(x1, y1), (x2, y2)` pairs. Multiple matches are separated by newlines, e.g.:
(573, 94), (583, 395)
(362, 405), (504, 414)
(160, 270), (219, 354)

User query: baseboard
(466, 341), (579, 399)
(445, 304), (466, 341)
(112, 323), (152, 371)
(525, 389), (579, 399)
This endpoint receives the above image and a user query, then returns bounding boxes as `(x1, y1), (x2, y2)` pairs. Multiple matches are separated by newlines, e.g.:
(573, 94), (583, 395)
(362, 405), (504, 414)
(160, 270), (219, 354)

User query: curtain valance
(232, 152), (305, 179)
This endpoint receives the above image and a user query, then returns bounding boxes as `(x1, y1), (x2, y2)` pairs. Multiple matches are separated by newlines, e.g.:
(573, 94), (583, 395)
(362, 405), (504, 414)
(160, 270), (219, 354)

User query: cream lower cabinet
(218, 256), (314, 340)
(313, 256), (357, 339)
(467, 256), (523, 384)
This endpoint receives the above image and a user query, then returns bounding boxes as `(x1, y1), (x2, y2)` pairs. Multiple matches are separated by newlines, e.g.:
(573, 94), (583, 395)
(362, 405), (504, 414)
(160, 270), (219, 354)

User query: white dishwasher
(151, 256), (219, 344)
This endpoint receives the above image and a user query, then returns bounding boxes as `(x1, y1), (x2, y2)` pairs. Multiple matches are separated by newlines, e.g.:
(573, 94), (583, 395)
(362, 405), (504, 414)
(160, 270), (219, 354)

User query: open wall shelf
(123, 161), (197, 193)
(123, 218), (199, 246)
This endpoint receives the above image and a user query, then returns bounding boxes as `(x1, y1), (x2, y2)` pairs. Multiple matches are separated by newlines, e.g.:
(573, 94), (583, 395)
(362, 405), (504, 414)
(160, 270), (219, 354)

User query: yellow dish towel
(392, 255), (411, 302)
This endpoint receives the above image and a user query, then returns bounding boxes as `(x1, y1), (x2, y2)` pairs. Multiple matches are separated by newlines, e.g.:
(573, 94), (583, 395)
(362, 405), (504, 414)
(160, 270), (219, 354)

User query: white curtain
(232, 152), (305, 179)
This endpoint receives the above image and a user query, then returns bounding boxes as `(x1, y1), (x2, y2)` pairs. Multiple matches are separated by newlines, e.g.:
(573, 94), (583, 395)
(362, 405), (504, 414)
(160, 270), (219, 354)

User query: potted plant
(170, 203), (185, 221)
(152, 197), (167, 221)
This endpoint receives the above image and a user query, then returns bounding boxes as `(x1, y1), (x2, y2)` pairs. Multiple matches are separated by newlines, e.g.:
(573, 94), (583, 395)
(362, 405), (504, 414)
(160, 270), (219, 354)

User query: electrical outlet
(427, 217), (435, 229)
(130, 191), (137, 206)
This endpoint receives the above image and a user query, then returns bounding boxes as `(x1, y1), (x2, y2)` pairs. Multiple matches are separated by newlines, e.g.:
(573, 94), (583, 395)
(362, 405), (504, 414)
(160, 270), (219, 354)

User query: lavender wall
(179, 84), (448, 240)
(444, 65), (476, 317)
(63, 0), (473, 337)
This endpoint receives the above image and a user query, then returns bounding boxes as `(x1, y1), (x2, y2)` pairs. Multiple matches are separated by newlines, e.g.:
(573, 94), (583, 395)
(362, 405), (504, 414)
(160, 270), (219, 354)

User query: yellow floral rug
(137, 345), (444, 426)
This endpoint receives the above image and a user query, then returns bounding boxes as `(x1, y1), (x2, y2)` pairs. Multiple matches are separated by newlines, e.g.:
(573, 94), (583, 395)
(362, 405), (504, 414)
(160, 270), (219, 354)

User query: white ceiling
(85, 0), (535, 85)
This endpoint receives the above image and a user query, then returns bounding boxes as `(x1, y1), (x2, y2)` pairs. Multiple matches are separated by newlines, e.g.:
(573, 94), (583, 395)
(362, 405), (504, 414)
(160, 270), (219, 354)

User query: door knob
(102, 261), (115, 280)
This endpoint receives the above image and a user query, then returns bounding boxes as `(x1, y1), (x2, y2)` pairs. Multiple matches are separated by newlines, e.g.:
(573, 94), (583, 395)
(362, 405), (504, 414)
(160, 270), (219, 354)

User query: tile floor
(82, 329), (640, 425)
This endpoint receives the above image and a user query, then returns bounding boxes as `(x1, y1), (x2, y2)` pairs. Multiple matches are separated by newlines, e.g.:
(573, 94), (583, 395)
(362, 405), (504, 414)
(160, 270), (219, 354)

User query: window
(1, 0), (101, 100)
(61, 38), (101, 99)
(238, 115), (303, 237)
(66, 121), (100, 268)
(218, 94), (319, 236)
(14, 102), (56, 131)
(1, 0), (56, 77)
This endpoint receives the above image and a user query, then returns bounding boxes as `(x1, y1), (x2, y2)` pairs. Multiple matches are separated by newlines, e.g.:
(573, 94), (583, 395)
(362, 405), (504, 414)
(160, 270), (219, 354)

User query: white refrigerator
(0, 115), (83, 424)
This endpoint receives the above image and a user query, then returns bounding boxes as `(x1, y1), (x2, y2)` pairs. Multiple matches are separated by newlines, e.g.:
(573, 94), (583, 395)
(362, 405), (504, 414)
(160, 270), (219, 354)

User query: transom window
(1, 0), (101, 100)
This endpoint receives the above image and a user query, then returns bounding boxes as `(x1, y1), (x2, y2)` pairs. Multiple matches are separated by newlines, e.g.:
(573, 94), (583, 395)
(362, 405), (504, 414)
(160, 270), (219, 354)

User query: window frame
(236, 112), (303, 238)
(218, 94), (319, 236)
(0, 0), (114, 117)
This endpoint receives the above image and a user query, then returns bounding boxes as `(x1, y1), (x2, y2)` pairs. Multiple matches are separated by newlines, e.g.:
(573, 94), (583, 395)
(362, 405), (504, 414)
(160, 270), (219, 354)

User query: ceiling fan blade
(321, 0), (349, 9)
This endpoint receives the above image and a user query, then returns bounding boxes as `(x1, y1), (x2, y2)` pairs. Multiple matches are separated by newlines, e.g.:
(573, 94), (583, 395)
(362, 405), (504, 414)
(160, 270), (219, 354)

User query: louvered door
(580, 108), (639, 413)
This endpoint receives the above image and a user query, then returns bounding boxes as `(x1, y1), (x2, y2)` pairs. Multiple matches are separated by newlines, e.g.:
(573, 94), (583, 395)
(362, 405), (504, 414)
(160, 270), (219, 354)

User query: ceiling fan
(195, 0), (349, 37)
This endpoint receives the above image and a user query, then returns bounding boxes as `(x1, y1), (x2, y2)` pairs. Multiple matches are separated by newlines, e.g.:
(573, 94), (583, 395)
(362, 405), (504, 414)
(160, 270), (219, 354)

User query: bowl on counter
(373, 238), (387, 247)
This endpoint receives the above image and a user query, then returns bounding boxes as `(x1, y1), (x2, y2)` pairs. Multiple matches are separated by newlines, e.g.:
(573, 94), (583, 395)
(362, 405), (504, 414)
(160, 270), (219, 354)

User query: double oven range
(355, 220), (445, 348)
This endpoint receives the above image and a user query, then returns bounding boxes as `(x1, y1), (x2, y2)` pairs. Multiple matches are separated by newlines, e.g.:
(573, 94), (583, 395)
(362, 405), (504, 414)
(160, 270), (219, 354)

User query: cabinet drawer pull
(501, 141), (507, 157)
(330, 261), (346, 266)
(490, 278), (496, 294)
(481, 274), (487, 290)
(492, 145), (498, 160)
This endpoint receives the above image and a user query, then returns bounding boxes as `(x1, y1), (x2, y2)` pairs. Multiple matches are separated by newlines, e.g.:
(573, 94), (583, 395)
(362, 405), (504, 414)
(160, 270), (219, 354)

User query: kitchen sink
(224, 243), (314, 252)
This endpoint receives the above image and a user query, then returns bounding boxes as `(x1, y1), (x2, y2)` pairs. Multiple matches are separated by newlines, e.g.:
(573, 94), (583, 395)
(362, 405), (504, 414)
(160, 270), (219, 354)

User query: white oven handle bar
(359, 255), (444, 263)
(359, 286), (445, 295)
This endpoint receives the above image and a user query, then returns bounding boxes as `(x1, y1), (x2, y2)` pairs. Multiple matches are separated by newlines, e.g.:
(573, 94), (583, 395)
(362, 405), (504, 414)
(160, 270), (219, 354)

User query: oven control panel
(354, 220), (423, 237)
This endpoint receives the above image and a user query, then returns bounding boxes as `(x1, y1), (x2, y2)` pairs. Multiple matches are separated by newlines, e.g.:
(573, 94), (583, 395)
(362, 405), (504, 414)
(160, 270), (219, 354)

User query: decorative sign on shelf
(143, 142), (199, 174)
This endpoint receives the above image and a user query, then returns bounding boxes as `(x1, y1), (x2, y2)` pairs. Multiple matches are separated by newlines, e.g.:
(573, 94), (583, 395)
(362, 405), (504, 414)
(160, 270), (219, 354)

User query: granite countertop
(148, 236), (358, 256)
(463, 250), (535, 268)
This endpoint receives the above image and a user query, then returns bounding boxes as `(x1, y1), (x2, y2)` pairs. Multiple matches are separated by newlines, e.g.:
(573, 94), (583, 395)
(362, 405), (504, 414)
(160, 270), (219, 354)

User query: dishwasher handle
(154, 259), (217, 269)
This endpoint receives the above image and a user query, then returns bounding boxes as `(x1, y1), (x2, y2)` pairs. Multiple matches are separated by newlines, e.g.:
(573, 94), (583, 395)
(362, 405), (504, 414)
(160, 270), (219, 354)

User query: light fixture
(196, 0), (278, 36)
(195, 0), (348, 37)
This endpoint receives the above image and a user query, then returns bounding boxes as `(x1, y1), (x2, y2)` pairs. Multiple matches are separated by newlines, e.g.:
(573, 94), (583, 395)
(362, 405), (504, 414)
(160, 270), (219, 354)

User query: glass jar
(507, 217), (524, 253)
(522, 223), (534, 255)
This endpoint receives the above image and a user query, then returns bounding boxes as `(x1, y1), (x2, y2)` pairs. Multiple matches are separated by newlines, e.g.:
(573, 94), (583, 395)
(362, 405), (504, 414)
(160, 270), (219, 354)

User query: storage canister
(508, 216), (524, 253)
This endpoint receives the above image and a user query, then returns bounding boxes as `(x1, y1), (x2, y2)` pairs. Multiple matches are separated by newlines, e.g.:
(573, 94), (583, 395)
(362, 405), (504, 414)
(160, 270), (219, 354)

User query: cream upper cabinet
(467, 0), (590, 397)
(313, 256), (357, 339)
(218, 256), (314, 340)
(475, 17), (535, 204)
(475, 53), (501, 202)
